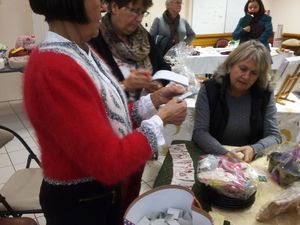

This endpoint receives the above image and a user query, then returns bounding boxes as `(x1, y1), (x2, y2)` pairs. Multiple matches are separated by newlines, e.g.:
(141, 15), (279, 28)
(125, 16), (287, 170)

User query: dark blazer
(232, 14), (273, 50)
(204, 75), (271, 145)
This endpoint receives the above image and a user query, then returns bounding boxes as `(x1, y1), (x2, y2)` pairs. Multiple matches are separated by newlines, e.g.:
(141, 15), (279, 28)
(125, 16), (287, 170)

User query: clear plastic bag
(267, 143), (300, 186)
(164, 42), (200, 94)
(0, 43), (7, 58)
(197, 154), (259, 199)
(256, 181), (300, 222)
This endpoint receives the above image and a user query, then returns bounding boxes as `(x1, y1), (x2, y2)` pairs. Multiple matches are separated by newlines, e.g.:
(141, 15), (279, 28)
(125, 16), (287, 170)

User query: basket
(124, 185), (213, 225)
(196, 182), (256, 210)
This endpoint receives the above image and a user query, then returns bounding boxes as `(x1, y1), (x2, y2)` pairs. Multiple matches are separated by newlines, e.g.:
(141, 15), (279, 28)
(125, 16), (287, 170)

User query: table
(0, 66), (22, 74)
(163, 93), (300, 148)
(154, 140), (300, 225)
(183, 47), (294, 75)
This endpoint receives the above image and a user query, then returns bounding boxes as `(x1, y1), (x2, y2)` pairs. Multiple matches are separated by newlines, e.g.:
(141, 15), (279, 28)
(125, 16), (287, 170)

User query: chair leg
(0, 126), (41, 167)
(0, 195), (20, 217)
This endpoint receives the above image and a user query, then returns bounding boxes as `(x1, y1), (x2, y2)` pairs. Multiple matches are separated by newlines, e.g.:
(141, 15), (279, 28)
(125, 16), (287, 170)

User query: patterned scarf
(100, 13), (152, 71)
(249, 14), (265, 39)
(163, 10), (180, 44)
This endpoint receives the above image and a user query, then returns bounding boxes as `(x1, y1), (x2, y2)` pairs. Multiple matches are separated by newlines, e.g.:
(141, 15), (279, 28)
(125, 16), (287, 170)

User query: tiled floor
(0, 100), (164, 224)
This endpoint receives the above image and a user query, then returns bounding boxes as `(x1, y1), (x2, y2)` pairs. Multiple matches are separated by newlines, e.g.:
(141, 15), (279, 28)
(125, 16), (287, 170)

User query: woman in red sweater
(24, 0), (187, 225)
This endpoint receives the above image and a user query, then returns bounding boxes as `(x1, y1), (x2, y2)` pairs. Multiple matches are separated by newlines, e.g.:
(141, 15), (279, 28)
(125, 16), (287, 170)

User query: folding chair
(0, 125), (43, 217)
(214, 39), (229, 48)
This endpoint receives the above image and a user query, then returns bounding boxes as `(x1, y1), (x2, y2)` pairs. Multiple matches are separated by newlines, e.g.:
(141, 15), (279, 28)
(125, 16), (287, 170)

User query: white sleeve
(137, 94), (157, 120)
(141, 115), (166, 148)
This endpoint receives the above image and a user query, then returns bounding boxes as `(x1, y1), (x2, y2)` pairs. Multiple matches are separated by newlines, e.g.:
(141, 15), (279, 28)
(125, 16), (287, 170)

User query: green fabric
(154, 140), (202, 187)
(153, 141), (236, 224)
(154, 140), (212, 211)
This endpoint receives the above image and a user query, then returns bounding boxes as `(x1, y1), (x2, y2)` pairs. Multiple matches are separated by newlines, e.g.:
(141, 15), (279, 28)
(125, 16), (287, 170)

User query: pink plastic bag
(15, 35), (37, 51)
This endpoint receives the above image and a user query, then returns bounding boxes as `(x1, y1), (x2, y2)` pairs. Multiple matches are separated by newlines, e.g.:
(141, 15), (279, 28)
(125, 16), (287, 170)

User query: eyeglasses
(123, 6), (150, 17)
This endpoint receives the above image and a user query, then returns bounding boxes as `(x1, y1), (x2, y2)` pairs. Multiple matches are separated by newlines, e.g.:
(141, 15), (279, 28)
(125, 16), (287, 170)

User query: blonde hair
(214, 40), (271, 90)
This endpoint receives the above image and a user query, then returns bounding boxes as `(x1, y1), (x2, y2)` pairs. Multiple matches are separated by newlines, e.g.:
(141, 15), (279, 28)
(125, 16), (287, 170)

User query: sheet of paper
(152, 70), (189, 87)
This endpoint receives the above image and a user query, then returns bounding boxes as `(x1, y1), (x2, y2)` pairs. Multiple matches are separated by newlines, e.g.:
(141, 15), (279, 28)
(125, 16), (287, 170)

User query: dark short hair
(244, 0), (265, 17)
(29, 0), (88, 23)
(106, 0), (153, 9)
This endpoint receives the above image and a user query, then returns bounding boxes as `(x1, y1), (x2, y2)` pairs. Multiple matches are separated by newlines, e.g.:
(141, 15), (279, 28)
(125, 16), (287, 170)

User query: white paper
(152, 70), (189, 87)
(177, 91), (196, 100)
(137, 216), (150, 225)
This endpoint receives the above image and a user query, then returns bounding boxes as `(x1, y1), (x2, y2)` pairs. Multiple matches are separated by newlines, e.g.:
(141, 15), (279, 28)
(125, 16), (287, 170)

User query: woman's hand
(156, 98), (187, 125)
(145, 80), (164, 93)
(243, 26), (251, 32)
(226, 151), (243, 162)
(231, 145), (255, 162)
(150, 83), (186, 109)
(123, 68), (152, 92)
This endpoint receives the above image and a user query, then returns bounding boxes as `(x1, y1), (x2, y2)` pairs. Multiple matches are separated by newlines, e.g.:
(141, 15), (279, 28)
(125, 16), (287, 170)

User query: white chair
(0, 125), (43, 217)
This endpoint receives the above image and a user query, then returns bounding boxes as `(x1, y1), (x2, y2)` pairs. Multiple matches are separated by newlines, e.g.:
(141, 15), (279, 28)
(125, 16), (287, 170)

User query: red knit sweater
(23, 49), (152, 185)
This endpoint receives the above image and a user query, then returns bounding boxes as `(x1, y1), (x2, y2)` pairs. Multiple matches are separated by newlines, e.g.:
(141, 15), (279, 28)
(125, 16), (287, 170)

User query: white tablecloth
(183, 47), (294, 75)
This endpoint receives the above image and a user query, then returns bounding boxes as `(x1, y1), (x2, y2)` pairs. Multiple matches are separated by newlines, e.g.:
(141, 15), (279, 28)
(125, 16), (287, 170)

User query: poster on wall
(192, 0), (226, 34)
(192, 0), (245, 34)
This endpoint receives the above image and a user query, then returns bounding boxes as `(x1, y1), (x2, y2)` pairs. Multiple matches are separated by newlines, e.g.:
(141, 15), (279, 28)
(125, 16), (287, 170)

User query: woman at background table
(193, 40), (282, 163)
(232, 0), (273, 51)
(25, 0), (187, 224)
(90, 0), (170, 103)
(149, 0), (195, 56)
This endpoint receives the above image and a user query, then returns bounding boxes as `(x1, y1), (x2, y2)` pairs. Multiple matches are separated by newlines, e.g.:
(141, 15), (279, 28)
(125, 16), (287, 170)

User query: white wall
(268, 0), (300, 34)
(31, 14), (48, 44)
(0, 0), (33, 49)
(262, 0), (273, 11)
(0, 0), (33, 102)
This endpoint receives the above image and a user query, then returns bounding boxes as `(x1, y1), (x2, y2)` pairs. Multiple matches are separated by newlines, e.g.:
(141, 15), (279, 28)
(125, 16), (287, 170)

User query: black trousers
(40, 180), (122, 225)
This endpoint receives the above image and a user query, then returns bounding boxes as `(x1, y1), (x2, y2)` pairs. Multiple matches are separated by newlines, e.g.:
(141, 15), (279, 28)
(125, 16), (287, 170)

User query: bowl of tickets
(124, 185), (213, 225)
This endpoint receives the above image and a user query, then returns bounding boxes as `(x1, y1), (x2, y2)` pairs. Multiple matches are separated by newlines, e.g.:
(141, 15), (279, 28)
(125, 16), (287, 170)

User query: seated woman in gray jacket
(193, 40), (282, 162)
(150, 0), (195, 56)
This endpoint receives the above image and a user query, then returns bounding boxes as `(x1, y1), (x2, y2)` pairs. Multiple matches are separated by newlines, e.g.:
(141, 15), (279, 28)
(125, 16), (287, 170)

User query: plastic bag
(267, 143), (300, 186)
(197, 154), (259, 200)
(0, 43), (7, 57)
(15, 35), (37, 51)
(256, 181), (300, 222)
(163, 42), (199, 94)
(227, 40), (240, 48)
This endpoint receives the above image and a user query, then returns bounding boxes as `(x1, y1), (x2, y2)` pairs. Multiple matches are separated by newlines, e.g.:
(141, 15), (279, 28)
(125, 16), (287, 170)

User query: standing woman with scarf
(232, 0), (273, 51)
(150, 0), (195, 56)
(90, 0), (171, 103)
(89, 0), (175, 215)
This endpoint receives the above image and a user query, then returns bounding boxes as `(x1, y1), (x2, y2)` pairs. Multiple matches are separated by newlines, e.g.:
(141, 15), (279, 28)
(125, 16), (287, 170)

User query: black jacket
(204, 75), (271, 145)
